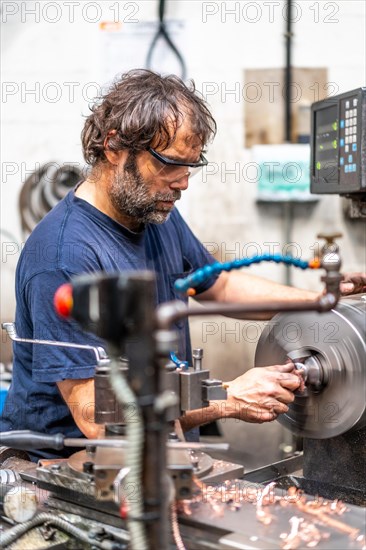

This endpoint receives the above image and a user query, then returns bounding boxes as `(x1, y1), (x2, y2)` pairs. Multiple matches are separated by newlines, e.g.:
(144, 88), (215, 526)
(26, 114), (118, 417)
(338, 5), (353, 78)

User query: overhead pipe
(284, 0), (293, 142)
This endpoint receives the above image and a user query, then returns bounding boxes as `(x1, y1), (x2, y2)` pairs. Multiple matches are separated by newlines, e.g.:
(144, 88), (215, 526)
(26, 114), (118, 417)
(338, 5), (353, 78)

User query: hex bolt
(83, 461), (94, 474)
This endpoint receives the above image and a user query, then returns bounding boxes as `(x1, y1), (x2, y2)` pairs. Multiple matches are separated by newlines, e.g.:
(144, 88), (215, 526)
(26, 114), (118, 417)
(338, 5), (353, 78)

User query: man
(1, 70), (364, 460)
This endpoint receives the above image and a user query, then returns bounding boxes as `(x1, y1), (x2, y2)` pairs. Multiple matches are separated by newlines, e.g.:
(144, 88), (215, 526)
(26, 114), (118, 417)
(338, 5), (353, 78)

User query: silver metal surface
(180, 369), (211, 411)
(193, 348), (204, 371)
(178, 480), (366, 550)
(0, 469), (19, 484)
(200, 459), (244, 484)
(201, 379), (227, 402)
(255, 295), (366, 438)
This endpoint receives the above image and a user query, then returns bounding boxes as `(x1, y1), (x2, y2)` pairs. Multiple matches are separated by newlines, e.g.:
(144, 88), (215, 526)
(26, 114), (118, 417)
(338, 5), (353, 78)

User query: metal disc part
(255, 295), (366, 439)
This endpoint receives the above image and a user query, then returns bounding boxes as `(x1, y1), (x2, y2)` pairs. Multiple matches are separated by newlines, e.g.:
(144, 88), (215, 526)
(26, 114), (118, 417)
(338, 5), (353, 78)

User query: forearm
(57, 378), (104, 439)
(199, 271), (318, 319)
(222, 271), (318, 303)
(179, 401), (234, 433)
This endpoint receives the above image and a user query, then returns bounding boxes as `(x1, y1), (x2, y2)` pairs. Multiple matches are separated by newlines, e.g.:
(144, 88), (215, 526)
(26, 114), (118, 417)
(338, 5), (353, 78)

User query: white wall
(1, 0), (365, 464)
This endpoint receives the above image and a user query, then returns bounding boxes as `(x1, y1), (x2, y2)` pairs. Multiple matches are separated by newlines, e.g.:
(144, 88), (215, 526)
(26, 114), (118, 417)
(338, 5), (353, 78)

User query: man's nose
(169, 171), (190, 191)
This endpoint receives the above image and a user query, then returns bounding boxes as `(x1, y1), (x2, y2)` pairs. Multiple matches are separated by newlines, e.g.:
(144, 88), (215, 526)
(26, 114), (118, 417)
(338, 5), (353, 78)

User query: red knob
(120, 500), (128, 519)
(54, 284), (73, 317)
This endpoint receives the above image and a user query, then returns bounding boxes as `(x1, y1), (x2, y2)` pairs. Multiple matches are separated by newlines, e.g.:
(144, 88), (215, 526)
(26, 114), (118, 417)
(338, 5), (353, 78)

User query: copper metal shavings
(177, 480), (364, 549)
(261, 485), (361, 549)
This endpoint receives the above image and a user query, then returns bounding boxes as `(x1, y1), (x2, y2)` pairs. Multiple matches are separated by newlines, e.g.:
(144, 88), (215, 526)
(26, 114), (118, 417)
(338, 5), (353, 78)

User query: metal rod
(1, 322), (108, 364)
(156, 294), (338, 331)
(63, 438), (229, 452)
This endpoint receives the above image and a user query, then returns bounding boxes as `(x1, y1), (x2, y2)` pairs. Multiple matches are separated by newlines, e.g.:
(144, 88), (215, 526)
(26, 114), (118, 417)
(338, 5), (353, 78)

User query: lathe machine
(0, 231), (365, 550)
(0, 87), (365, 549)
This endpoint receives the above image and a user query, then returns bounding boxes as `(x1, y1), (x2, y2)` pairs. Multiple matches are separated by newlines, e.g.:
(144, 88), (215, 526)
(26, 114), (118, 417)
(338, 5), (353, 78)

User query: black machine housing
(311, 87), (366, 196)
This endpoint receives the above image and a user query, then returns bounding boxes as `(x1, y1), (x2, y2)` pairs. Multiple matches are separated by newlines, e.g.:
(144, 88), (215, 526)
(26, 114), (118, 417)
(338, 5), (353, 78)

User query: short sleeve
(172, 210), (219, 294)
(25, 269), (106, 383)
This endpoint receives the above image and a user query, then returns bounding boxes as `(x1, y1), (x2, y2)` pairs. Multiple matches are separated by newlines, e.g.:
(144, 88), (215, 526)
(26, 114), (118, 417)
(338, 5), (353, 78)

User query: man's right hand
(224, 363), (302, 423)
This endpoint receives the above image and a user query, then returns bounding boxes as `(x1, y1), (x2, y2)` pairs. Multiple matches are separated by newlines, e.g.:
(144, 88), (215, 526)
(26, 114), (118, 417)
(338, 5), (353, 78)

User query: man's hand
(340, 272), (366, 295)
(224, 363), (302, 423)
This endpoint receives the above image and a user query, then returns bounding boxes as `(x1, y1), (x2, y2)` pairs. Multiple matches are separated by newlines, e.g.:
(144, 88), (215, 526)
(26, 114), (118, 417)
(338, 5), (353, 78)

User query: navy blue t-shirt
(0, 190), (217, 459)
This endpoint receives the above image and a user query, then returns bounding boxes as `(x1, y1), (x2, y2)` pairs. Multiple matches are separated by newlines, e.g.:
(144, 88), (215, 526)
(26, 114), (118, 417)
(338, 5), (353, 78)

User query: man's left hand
(340, 272), (366, 295)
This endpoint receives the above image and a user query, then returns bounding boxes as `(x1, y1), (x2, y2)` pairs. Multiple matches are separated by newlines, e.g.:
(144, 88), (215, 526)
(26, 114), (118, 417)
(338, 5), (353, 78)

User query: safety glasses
(147, 147), (208, 180)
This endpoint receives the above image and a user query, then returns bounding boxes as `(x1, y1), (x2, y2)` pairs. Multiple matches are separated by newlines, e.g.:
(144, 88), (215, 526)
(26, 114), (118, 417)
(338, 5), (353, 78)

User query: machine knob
(317, 232), (343, 244)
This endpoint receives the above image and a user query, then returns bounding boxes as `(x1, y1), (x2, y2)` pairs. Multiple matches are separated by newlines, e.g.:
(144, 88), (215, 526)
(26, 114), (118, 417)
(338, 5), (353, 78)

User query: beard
(109, 152), (181, 225)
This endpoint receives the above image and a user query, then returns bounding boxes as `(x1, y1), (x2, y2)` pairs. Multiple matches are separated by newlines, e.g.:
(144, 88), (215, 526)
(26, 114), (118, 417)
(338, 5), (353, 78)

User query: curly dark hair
(81, 69), (217, 167)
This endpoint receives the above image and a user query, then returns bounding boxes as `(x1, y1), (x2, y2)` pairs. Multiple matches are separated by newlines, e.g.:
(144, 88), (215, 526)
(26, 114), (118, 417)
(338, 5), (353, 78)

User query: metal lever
(1, 322), (109, 366)
(169, 351), (189, 370)
(0, 430), (229, 452)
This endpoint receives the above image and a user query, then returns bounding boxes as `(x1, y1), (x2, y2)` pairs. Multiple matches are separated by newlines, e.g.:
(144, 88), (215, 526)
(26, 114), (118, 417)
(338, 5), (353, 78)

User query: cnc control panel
(311, 87), (366, 195)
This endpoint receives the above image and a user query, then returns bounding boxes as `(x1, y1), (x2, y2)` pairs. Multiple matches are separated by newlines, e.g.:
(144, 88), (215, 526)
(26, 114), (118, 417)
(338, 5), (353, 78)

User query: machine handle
(1, 322), (109, 365)
(0, 431), (65, 451)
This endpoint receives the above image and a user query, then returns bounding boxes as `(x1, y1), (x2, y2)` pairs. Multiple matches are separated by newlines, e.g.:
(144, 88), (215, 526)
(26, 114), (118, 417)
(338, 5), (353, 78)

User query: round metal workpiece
(255, 295), (366, 439)
(3, 486), (38, 522)
(0, 447), (30, 466)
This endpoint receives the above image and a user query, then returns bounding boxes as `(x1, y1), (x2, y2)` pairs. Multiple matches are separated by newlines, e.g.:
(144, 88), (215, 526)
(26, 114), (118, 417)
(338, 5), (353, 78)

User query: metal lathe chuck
(255, 294), (366, 439)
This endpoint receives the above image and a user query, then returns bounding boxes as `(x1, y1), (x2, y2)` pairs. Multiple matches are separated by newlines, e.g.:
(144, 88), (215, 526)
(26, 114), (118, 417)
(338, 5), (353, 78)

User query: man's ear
(104, 148), (127, 165)
(103, 131), (128, 165)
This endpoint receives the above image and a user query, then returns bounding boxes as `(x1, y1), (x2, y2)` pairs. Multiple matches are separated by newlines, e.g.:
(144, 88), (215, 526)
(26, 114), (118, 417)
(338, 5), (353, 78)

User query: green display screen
(314, 105), (338, 183)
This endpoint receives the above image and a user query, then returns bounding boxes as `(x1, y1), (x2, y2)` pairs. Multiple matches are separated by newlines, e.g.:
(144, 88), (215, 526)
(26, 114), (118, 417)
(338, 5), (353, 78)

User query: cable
(108, 356), (147, 550)
(174, 254), (321, 295)
(19, 162), (82, 237)
(171, 501), (186, 550)
(146, 0), (187, 79)
(0, 512), (122, 549)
